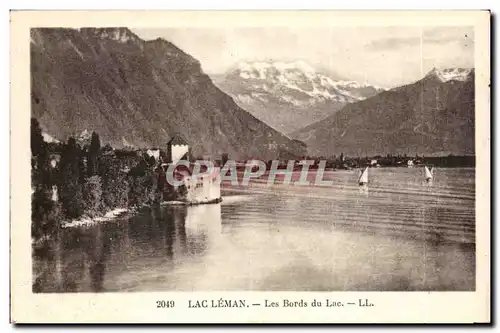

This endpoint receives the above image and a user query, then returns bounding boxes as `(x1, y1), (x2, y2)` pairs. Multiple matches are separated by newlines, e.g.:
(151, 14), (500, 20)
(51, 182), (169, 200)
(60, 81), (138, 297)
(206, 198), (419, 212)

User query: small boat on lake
(358, 167), (368, 186)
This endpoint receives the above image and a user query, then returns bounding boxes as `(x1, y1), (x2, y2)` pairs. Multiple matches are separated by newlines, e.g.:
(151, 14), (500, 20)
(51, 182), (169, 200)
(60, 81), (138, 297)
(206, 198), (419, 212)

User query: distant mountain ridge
(292, 67), (475, 157)
(212, 60), (384, 134)
(31, 28), (306, 159)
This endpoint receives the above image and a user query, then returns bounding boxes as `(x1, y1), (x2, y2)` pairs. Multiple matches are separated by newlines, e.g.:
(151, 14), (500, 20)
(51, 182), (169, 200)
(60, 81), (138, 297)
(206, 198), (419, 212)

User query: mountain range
(31, 27), (475, 159)
(291, 67), (475, 157)
(212, 60), (384, 134)
(30, 28), (306, 160)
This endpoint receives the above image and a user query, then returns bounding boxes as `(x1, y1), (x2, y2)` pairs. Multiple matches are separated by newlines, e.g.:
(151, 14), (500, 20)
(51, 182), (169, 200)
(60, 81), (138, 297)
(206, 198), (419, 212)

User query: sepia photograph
(11, 10), (490, 323)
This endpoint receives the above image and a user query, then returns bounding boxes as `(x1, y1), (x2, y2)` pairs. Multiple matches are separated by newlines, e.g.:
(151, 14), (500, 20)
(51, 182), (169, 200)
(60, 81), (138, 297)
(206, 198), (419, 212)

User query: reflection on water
(33, 168), (475, 292)
(359, 184), (369, 196)
(33, 204), (224, 292)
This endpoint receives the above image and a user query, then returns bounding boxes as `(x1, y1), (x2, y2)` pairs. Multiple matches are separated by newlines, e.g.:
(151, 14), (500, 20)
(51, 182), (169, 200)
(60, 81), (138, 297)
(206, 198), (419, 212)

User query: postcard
(10, 10), (490, 324)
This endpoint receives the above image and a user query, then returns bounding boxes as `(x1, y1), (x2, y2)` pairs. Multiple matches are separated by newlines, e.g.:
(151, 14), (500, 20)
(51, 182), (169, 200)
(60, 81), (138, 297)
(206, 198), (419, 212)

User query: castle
(163, 135), (222, 205)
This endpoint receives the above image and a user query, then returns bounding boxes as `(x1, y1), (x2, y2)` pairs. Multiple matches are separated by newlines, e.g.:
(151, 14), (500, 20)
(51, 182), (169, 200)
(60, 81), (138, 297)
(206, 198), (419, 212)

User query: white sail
(358, 167), (368, 185)
(424, 166), (433, 180)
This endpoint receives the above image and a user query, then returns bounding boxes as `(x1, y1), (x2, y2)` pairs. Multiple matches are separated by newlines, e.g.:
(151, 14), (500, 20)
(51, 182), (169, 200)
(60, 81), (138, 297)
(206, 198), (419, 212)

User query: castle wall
(182, 167), (221, 204)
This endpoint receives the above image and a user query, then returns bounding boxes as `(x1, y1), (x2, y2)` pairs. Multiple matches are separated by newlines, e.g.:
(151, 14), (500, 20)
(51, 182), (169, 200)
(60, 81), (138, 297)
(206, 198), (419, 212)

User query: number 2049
(156, 300), (175, 308)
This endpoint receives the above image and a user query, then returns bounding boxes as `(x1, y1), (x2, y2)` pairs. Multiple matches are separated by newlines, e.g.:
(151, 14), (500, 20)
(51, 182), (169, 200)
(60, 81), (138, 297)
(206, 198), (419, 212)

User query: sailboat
(424, 166), (433, 182)
(358, 167), (368, 186)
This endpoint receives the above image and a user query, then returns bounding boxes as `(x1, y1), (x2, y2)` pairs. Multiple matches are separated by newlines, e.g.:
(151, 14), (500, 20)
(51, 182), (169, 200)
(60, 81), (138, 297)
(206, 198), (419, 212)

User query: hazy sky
(132, 26), (474, 88)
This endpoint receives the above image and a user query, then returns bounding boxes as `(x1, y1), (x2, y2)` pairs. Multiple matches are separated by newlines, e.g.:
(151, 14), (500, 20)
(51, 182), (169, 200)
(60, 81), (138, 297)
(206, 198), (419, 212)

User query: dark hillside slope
(292, 69), (474, 156)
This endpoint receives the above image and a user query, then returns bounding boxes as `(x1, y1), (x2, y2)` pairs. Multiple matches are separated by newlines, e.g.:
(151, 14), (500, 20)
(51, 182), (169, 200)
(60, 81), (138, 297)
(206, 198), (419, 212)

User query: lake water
(33, 167), (475, 292)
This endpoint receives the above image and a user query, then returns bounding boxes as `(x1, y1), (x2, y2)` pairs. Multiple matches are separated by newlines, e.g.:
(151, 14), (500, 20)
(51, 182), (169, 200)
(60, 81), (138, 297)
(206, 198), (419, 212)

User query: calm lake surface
(33, 167), (475, 292)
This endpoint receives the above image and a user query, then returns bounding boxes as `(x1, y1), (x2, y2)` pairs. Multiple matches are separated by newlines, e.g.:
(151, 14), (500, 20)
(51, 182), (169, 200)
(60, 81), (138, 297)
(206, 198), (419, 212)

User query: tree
(58, 137), (85, 218)
(127, 160), (146, 207)
(31, 118), (46, 160)
(31, 118), (56, 238)
(154, 166), (166, 203)
(99, 155), (128, 209)
(146, 154), (156, 168)
(114, 173), (129, 208)
(87, 132), (101, 176)
(127, 175), (145, 208)
(30, 118), (50, 188)
(83, 175), (103, 217)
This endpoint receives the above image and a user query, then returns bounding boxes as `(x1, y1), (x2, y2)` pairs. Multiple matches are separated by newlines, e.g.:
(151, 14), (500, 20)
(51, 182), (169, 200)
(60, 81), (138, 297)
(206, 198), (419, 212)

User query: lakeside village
(31, 117), (475, 244)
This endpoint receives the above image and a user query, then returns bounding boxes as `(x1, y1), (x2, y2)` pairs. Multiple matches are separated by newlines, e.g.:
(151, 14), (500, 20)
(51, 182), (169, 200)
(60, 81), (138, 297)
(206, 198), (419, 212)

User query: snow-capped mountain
(425, 67), (473, 83)
(212, 60), (384, 134)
